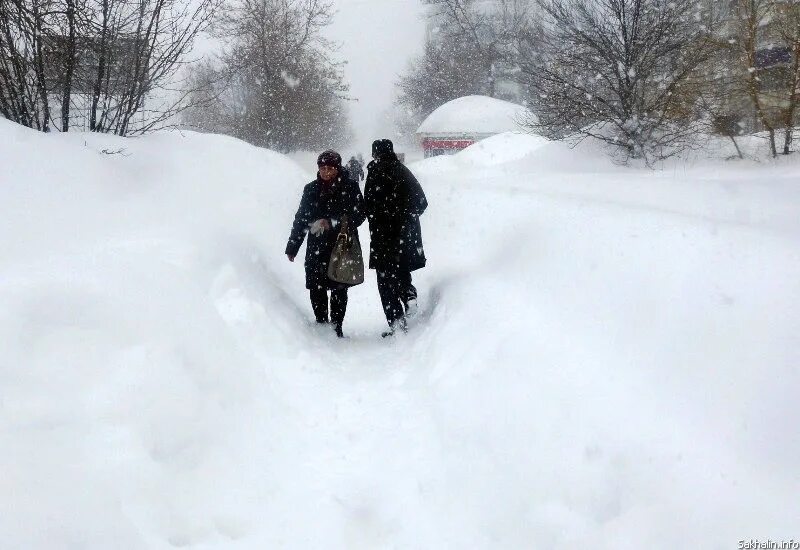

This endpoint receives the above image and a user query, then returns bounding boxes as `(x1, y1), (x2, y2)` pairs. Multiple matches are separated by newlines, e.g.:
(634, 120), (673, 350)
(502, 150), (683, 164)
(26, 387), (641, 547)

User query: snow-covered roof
(416, 95), (532, 136)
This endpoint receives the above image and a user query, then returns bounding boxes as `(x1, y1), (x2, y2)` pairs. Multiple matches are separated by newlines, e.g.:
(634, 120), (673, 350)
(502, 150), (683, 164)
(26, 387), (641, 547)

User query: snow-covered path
(1, 121), (798, 548)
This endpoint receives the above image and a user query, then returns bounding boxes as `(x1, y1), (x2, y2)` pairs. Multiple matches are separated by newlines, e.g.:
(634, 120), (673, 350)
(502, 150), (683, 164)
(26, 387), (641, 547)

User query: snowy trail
(2, 121), (799, 548)
(208, 159), (799, 547)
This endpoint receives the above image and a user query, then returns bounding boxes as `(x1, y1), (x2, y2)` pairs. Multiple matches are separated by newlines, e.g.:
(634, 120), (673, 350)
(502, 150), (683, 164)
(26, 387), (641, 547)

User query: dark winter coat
(285, 170), (366, 290)
(364, 153), (428, 272)
(347, 158), (364, 181)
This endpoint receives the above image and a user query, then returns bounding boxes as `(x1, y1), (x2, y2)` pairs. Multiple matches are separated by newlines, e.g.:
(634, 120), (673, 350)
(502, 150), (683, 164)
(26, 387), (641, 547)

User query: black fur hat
(317, 150), (342, 168)
(371, 139), (394, 157)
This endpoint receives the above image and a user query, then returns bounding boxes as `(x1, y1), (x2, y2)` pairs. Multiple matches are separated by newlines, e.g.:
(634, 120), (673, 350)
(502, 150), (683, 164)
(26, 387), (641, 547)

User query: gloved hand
(309, 218), (331, 236)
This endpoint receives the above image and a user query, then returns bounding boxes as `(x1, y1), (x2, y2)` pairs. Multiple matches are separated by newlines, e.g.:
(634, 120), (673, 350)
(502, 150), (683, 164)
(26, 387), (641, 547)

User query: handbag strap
(338, 214), (350, 241)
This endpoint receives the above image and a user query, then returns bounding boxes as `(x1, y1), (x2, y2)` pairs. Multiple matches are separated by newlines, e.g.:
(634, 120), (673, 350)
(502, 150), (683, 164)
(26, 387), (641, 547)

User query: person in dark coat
(286, 150), (366, 338)
(347, 155), (365, 182)
(364, 139), (428, 336)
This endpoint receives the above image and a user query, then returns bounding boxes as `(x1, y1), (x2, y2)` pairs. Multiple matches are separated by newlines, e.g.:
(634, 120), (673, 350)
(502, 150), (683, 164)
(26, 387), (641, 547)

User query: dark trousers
(376, 266), (417, 325)
(310, 288), (348, 326)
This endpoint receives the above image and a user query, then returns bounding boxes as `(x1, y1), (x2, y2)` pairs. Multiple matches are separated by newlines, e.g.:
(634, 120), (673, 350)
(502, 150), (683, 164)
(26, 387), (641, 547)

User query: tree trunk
(782, 40), (800, 154)
(90, 0), (110, 131)
(119, 0), (158, 136)
(62, 0), (76, 132)
(730, 135), (744, 159)
(768, 127), (777, 157)
(31, 0), (51, 132)
(0, 7), (34, 127)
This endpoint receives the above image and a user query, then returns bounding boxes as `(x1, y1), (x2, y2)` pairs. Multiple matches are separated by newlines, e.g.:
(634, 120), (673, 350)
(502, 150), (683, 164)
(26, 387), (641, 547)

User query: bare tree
(719, 0), (800, 156)
(773, 0), (800, 153)
(432, 0), (530, 97)
(183, 0), (352, 152)
(396, 31), (487, 122)
(728, 0), (782, 156)
(0, 0), (53, 130)
(679, 0), (748, 158)
(694, 62), (748, 159)
(87, 0), (111, 131)
(112, 0), (220, 135)
(396, 0), (531, 134)
(1, 0), (218, 134)
(60, 0), (77, 130)
(518, 0), (716, 163)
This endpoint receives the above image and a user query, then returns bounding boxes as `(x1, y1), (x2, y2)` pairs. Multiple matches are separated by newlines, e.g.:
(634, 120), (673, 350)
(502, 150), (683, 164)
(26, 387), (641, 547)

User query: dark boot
(401, 272), (417, 311)
(330, 289), (348, 338)
(381, 317), (407, 338)
(310, 288), (329, 323)
(377, 269), (405, 328)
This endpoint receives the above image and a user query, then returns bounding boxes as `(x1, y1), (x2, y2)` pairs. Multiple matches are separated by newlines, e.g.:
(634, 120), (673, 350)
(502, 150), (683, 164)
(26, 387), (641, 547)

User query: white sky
(326, 0), (426, 150)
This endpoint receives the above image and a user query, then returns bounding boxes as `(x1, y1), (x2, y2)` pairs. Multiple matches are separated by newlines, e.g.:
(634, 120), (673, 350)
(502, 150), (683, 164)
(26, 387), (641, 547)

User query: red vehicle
(421, 138), (477, 158)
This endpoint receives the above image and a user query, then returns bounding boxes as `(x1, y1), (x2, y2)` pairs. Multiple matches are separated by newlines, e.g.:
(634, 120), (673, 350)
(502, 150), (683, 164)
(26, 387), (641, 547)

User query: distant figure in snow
(347, 155), (365, 182)
(285, 150), (366, 338)
(364, 139), (428, 337)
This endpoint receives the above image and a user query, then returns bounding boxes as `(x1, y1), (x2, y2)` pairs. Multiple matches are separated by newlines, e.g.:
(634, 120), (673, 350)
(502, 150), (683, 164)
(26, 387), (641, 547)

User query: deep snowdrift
(1, 120), (799, 549)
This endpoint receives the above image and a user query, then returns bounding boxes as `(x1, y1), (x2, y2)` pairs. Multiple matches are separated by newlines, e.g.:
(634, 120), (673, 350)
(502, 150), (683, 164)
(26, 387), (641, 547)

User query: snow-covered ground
(1, 120), (798, 548)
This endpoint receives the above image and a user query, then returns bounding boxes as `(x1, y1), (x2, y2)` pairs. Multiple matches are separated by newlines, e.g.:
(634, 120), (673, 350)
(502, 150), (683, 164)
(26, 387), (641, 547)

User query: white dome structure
(416, 96), (534, 158)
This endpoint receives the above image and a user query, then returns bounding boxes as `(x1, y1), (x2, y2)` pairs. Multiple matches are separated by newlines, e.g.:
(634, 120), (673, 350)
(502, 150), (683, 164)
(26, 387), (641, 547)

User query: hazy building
(416, 95), (533, 157)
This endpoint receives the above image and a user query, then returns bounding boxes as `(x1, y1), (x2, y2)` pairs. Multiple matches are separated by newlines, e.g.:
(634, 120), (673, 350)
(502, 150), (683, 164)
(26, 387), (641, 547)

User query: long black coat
(364, 153), (428, 272)
(285, 170), (366, 290)
(347, 158), (364, 182)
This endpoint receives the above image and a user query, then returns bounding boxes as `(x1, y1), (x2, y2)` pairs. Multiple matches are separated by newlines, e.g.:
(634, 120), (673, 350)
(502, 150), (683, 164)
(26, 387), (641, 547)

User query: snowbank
(451, 131), (550, 166)
(2, 118), (799, 548)
(413, 129), (618, 175)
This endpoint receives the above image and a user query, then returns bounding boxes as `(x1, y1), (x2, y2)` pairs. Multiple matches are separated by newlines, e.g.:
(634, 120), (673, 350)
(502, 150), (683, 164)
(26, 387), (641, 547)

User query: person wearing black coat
(364, 139), (428, 336)
(347, 155), (365, 182)
(285, 150), (366, 337)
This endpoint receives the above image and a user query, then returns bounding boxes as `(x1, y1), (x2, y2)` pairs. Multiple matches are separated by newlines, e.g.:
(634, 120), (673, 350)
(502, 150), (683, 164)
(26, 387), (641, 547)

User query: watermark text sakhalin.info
(739, 540), (800, 549)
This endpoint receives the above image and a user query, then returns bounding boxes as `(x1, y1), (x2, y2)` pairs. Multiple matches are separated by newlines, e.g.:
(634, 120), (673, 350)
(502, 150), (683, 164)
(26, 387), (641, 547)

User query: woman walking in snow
(364, 139), (428, 337)
(285, 150), (366, 338)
